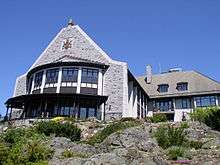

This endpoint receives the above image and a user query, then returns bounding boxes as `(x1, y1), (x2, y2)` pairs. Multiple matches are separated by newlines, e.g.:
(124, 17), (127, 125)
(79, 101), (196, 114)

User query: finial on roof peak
(68, 18), (74, 26)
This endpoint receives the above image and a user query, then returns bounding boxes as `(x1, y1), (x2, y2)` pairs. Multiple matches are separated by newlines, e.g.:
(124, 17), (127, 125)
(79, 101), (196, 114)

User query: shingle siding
(13, 24), (129, 120)
(137, 71), (220, 98)
(13, 74), (27, 97)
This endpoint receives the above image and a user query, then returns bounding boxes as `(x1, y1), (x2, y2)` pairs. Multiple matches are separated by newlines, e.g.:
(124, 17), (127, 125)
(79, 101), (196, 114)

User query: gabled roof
(29, 23), (113, 71)
(137, 71), (220, 98)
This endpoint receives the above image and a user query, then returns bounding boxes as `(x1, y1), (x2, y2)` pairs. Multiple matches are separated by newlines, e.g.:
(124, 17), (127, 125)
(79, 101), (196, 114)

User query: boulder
(99, 126), (158, 153)
(49, 137), (99, 158)
(84, 153), (126, 165)
(49, 157), (85, 165)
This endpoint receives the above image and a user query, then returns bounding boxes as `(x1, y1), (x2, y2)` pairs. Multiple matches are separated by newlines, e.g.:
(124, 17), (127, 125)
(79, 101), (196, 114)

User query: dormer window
(177, 82), (188, 91)
(158, 84), (169, 93)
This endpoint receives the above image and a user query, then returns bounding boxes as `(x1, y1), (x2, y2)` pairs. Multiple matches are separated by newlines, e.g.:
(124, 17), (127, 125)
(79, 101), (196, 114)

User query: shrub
(154, 125), (186, 149)
(35, 121), (81, 141)
(2, 128), (26, 144)
(190, 107), (220, 131)
(167, 146), (185, 160)
(0, 126), (53, 165)
(180, 122), (189, 129)
(6, 139), (53, 165)
(147, 113), (167, 123)
(62, 150), (88, 158)
(0, 142), (9, 164)
(87, 120), (140, 145)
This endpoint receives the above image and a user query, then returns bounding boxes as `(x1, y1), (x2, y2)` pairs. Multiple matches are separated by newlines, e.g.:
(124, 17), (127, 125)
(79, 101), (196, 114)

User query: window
(62, 68), (78, 82)
(81, 68), (98, 84)
(155, 100), (173, 111)
(158, 84), (169, 93)
(45, 69), (59, 84)
(195, 96), (216, 107)
(28, 76), (33, 93)
(180, 98), (191, 109)
(177, 82), (188, 91)
(34, 71), (43, 88)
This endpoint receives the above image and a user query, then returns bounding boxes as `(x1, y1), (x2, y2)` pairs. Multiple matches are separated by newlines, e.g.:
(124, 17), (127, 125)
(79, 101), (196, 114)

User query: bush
(154, 125), (186, 149)
(0, 126), (53, 165)
(35, 121), (81, 141)
(190, 107), (220, 131)
(180, 122), (189, 129)
(147, 113), (167, 123)
(87, 120), (140, 145)
(2, 128), (26, 144)
(167, 146), (185, 160)
(6, 139), (53, 165)
(0, 142), (9, 164)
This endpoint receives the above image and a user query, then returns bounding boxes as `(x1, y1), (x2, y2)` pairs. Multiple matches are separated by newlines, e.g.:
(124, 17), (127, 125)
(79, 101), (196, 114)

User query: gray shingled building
(137, 66), (220, 121)
(5, 21), (147, 121)
(5, 21), (220, 122)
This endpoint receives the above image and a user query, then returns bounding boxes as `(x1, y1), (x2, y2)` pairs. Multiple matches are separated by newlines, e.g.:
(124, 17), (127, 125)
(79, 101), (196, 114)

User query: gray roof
(137, 71), (220, 98)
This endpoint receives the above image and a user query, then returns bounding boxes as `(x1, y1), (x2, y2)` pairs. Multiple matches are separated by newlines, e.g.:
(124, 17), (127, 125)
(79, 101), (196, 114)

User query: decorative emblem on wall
(62, 38), (72, 50)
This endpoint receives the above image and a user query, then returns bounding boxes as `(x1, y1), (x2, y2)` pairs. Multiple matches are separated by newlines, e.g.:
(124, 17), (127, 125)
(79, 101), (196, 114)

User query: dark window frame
(45, 68), (59, 84)
(28, 76), (33, 93)
(177, 82), (188, 91)
(157, 84), (169, 93)
(195, 96), (216, 107)
(180, 98), (191, 109)
(34, 71), (43, 88)
(62, 67), (78, 82)
(81, 68), (98, 84)
(154, 100), (173, 112)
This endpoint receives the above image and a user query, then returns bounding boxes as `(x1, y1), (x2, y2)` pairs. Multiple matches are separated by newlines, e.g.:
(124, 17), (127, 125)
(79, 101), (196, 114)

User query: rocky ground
(45, 121), (220, 165)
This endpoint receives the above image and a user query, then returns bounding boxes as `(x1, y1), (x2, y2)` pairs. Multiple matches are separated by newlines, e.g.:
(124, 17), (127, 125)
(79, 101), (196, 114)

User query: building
(137, 66), (220, 121)
(5, 20), (147, 121)
(5, 20), (220, 122)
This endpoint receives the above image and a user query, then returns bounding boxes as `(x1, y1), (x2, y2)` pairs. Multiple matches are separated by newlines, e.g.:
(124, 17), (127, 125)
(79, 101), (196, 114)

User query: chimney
(146, 65), (152, 84)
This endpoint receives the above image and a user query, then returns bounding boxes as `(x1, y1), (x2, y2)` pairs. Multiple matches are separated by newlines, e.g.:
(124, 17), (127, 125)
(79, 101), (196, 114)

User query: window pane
(155, 100), (172, 111)
(196, 96), (216, 107)
(158, 84), (169, 93)
(81, 68), (98, 84)
(46, 69), (59, 84)
(88, 108), (96, 117)
(34, 71), (43, 87)
(28, 76), (33, 93)
(177, 82), (188, 91)
(80, 108), (87, 120)
(62, 68), (78, 82)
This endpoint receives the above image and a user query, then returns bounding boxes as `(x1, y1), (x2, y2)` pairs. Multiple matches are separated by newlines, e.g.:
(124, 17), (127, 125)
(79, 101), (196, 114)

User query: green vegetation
(190, 107), (220, 131)
(35, 121), (81, 141)
(62, 150), (88, 158)
(154, 124), (186, 149)
(0, 127), (53, 165)
(154, 123), (207, 160)
(167, 146), (185, 160)
(146, 113), (167, 123)
(0, 121), (82, 164)
(87, 120), (140, 145)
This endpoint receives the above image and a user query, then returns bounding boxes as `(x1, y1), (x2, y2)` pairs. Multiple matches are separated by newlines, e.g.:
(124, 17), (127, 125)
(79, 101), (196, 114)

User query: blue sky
(0, 0), (220, 115)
